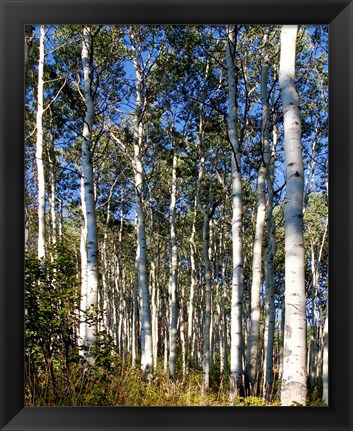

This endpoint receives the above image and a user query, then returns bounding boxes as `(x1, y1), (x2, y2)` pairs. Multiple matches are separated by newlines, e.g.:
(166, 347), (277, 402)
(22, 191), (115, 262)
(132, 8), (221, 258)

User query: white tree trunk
(36, 25), (46, 261)
(279, 25), (307, 406)
(150, 257), (158, 370)
(247, 28), (270, 394)
(247, 165), (266, 391)
(79, 176), (88, 355)
(179, 287), (186, 377)
(227, 25), (244, 400)
(202, 212), (212, 392)
(81, 26), (99, 354)
(221, 258), (228, 374)
(58, 198), (63, 242)
(47, 142), (57, 253)
(322, 313), (328, 404)
(263, 123), (277, 401)
(187, 199), (197, 370)
(132, 248), (138, 366)
(101, 201), (110, 334)
(132, 50), (153, 379)
(169, 150), (178, 381)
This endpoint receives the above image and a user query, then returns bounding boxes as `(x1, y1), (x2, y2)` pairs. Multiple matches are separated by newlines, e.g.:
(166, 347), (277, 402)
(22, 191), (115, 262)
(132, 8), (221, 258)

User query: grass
(25, 352), (324, 407)
(25, 355), (282, 406)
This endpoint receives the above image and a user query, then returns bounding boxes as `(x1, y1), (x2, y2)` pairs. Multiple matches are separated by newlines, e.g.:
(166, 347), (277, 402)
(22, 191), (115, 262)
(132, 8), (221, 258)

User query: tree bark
(36, 25), (46, 261)
(263, 122), (277, 401)
(279, 25), (307, 406)
(201, 212), (212, 392)
(132, 243), (138, 366)
(187, 198), (197, 370)
(131, 32), (153, 379)
(227, 25), (244, 400)
(169, 150), (178, 381)
(81, 25), (99, 356)
(151, 256), (158, 370)
(322, 313), (328, 404)
(79, 177), (88, 355)
(47, 139), (57, 253)
(247, 27), (270, 395)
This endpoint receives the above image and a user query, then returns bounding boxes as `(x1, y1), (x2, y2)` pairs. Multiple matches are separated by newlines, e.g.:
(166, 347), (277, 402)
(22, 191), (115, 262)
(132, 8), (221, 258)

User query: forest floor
(25, 354), (325, 407)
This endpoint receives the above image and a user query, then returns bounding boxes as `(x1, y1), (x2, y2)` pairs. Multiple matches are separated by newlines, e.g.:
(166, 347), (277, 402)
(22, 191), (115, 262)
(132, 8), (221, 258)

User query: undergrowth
(25, 348), (324, 407)
(25, 352), (284, 407)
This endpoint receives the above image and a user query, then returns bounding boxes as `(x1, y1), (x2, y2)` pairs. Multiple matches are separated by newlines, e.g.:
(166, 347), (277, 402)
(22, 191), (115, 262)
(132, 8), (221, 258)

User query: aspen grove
(25, 25), (328, 406)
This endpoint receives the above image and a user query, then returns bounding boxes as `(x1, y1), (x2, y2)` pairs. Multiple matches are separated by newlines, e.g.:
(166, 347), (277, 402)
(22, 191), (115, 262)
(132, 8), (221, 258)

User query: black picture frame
(1, 1), (352, 430)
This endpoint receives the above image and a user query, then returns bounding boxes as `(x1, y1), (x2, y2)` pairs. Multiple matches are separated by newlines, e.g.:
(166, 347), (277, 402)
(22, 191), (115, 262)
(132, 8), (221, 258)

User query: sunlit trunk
(201, 212), (212, 392)
(187, 197), (197, 370)
(227, 24), (244, 400)
(36, 25), (46, 262)
(247, 27), (271, 395)
(322, 313), (328, 404)
(131, 42), (153, 378)
(169, 150), (178, 381)
(81, 26), (99, 358)
(279, 25), (307, 406)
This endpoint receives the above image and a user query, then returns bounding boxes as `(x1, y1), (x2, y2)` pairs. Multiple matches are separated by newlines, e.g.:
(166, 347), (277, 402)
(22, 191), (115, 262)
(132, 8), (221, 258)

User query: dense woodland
(24, 24), (328, 406)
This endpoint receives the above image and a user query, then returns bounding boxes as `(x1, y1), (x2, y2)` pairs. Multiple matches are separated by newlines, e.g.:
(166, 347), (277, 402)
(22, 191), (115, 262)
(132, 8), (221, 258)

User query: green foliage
(25, 246), (80, 371)
(306, 385), (327, 407)
(234, 396), (281, 407)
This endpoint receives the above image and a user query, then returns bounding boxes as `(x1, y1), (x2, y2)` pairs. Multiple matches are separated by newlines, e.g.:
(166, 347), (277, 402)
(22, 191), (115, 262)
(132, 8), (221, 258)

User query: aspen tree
(169, 149), (178, 381)
(130, 28), (153, 379)
(36, 25), (46, 261)
(247, 26), (271, 394)
(226, 25), (244, 400)
(263, 121), (278, 400)
(279, 25), (307, 406)
(322, 313), (328, 404)
(187, 199), (197, 369)
(79, 177), (88, 355)
(81, 25), (99, 357)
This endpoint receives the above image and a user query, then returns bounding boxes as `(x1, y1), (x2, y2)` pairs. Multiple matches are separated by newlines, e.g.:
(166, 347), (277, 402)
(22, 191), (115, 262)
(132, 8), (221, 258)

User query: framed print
(0, 0), (352, 430)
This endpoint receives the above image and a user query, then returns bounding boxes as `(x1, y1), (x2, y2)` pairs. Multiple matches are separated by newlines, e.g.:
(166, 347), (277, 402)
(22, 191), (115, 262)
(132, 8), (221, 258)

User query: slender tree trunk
(135, 144), (153, 379)
(57, 198), (63, 242)
(79, 177), (88, 355)
(247, 164), (266, 392)
(81, 26), (99, 356)
(279, 25), (307, 406)
(279, 299), (285, 384)
(201, 212), (212, 393)
(227, 25), (244, 400)
(169, 150), (178, 381)
(263, 122), (278, 401)
(179, 286), (186, 377)
(187, 197), (197, 370)
(150, 257), (158, 370)
(132, 248), (138, 366)
(36, 25), (46, 262)
(263, 192), (276, 399)
(308, 245), (319, 390)
(196, 129), (219, 391)
(101, 200), (111, 333)
(47, 141), (57, 254)
(247, 27), (270, 395)
(132, 46), (153, 379)
(193, 65), (214, 392)
(222, 259), (228, 374)
(322, 313), (328, 404)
